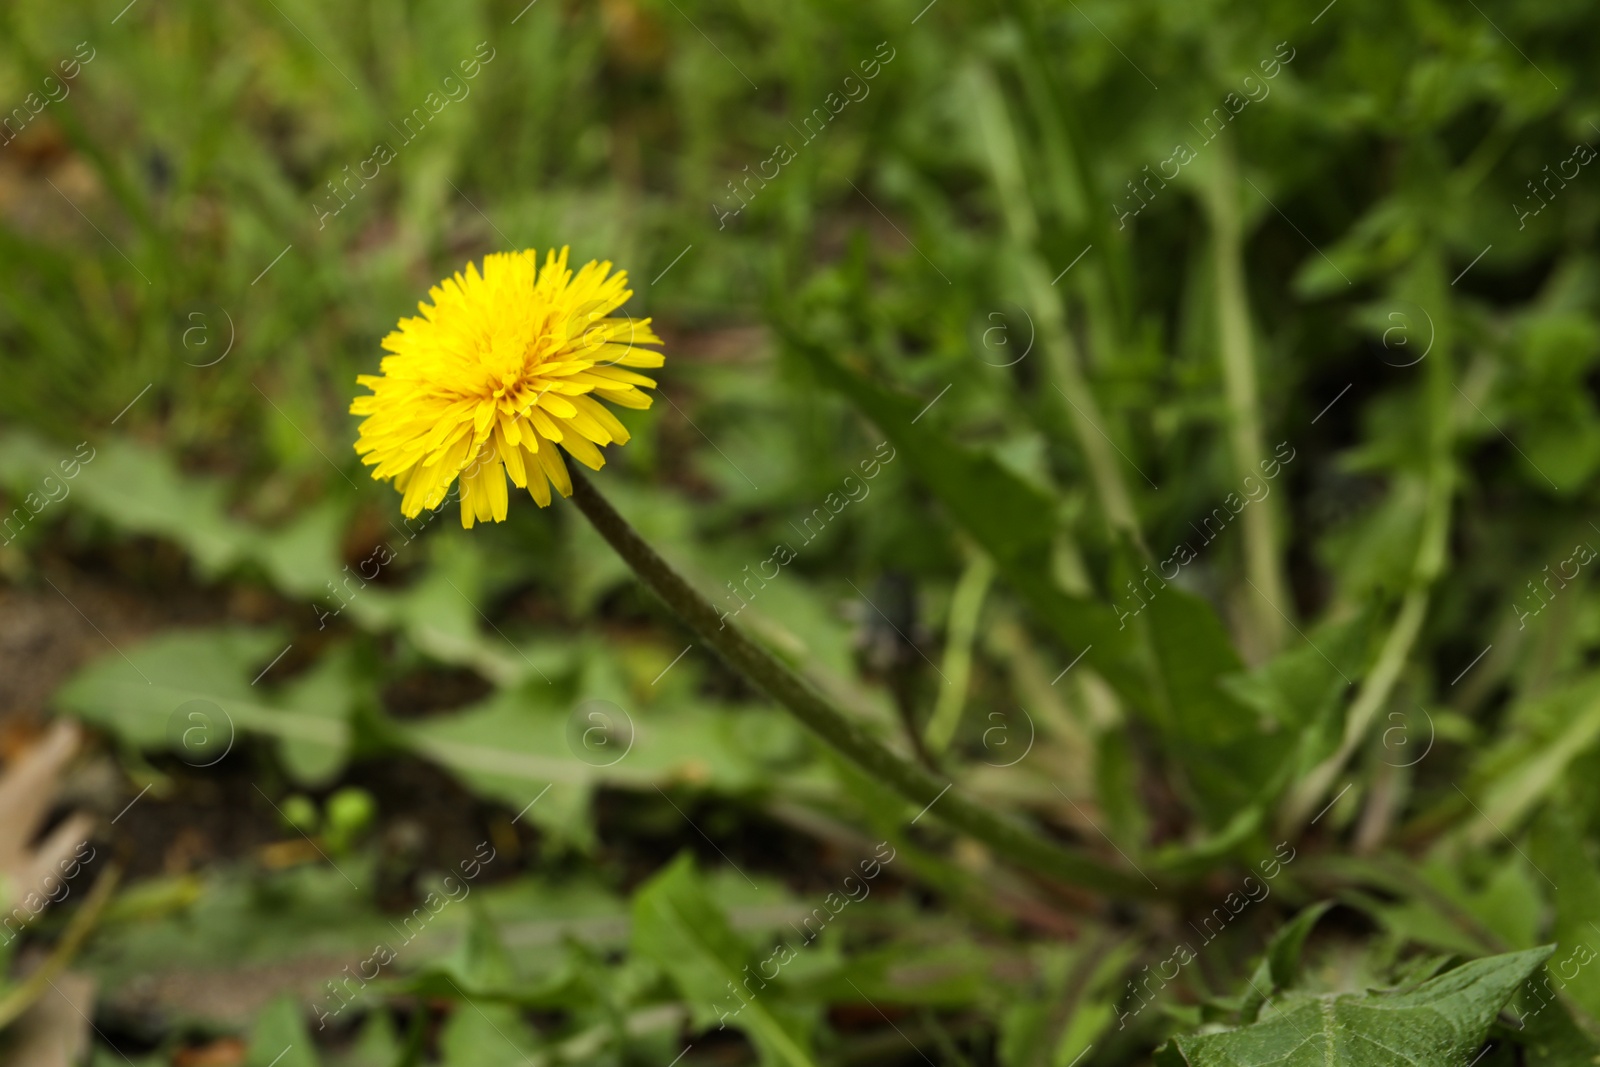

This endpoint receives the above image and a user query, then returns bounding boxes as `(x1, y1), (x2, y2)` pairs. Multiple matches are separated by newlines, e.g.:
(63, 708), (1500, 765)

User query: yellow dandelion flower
(351, 247), (663, 528)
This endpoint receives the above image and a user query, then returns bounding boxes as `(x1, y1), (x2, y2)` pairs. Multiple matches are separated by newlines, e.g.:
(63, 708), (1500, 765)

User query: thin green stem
(564, 463), (1154, 898)
(1281, 587), (1429, 832)
(1279, 256), (1456, 835)
(0, 864), (121, 1030)
(1205, 145), (1288, 659)
(925, 552), (994, 755)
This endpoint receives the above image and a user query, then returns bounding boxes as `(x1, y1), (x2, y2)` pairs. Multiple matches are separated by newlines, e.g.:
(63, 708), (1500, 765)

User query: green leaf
(1158, 947), (1555, 1067)
(254, 500), (352, 601)
(0, 433), (352, 597)
(403, 650), (806, 849)
(1238, 902), (1335, 1023)
(631, 854), (818, 1067)
(1139, 583), (1290, 824)
(437, 998), (542, 1067)
(87, 865), (387, 997)
(1506, 994), (1600, 1067)
(999, 940), (1139, 1067)
(780, 337), (1282, 825)
(247, 996), (320, 1067)
(775, 333), (1148, 708)
(53, 628), (349, 772)
(1222, 613), (1374, 735)
(1471, 677), (1600, 847)
(344, 1010), (403, 1067)
(274, 644), (365, 786)
(411, 899), (521, 999)
(1264, 902), (1335, 990)
(1529, 808), (1600, 1027)
(59, 438), (258, 577)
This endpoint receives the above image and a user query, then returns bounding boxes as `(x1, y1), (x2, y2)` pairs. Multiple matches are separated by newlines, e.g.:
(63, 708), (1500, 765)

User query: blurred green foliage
(4, 0), (1600, 1062)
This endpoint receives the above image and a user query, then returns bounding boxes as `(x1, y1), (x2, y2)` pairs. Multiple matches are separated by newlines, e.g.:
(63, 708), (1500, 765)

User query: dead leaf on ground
(0, 721), (95, 914)
(0, 971), (95, 1067)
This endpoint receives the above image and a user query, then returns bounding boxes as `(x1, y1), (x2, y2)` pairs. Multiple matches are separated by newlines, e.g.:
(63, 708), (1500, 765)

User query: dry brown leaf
(0, 722), (95, 915)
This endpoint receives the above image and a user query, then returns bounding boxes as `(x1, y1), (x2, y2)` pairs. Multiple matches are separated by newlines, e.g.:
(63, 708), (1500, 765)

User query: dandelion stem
(565, 463), (1153, 898)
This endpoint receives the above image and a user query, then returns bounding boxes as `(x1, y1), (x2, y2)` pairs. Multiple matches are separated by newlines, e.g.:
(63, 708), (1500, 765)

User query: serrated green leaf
(53, 628), (349, 771)
(631, 854), (818, 1067)
(1159, 947), (1554, 1067)
(403, 663), (808, 850)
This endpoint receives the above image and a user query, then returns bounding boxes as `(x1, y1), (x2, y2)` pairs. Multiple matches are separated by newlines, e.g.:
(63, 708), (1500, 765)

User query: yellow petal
(524, 443), (553, 506)
(528, 407), (564, 442)
(572, 394), (631, 444)
(536, 439), (573, 497)
(560, 432), (606, 470)
(595, 385), (653, 410)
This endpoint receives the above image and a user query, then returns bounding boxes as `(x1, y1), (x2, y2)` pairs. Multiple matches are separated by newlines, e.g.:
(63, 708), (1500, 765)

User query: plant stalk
(1279, 256), (1456, 835)
(564, 463), (1154, 898)
(0, 863), (121, 1030)
(1205, 144), (1289, 660)
(925, 552), (994, 755)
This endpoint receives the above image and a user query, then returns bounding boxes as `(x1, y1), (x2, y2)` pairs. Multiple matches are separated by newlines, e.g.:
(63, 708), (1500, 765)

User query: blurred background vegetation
(3, 0), (1600, 1063)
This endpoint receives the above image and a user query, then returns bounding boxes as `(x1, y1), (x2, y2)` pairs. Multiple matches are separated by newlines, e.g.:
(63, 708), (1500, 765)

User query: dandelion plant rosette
(351, 247), (663, 527)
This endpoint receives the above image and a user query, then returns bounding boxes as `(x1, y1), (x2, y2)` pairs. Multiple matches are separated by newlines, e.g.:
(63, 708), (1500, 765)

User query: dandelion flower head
(351, 247), (662, 527)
